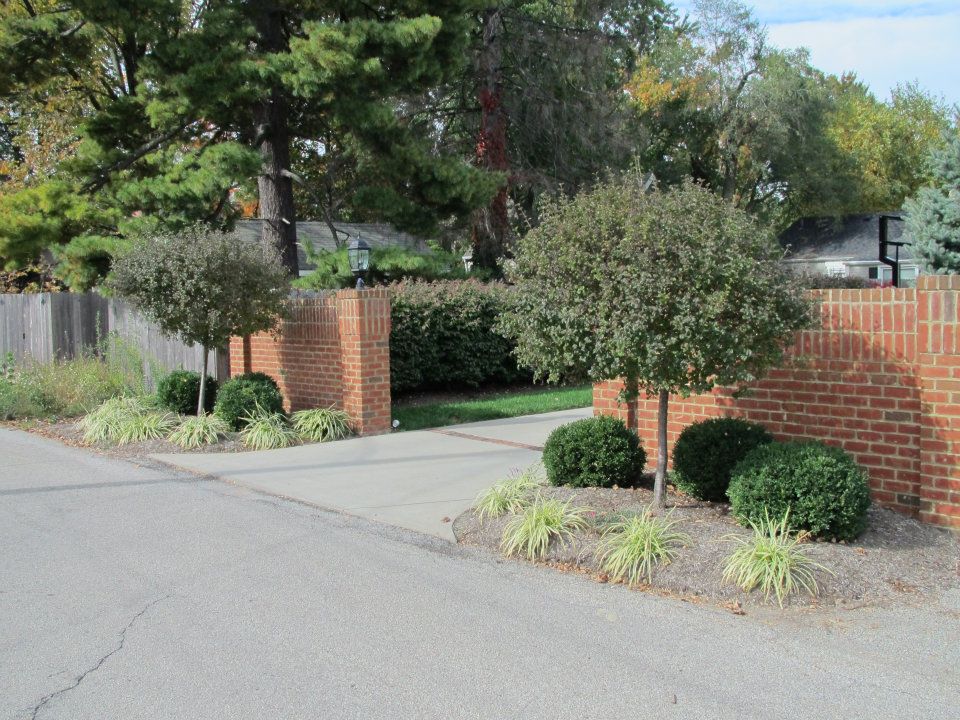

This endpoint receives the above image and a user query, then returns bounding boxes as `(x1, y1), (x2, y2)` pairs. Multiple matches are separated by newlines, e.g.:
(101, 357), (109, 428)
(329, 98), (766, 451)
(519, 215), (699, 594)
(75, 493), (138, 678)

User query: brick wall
(229, 289), (392, 435)
(594, 275), (960, 530)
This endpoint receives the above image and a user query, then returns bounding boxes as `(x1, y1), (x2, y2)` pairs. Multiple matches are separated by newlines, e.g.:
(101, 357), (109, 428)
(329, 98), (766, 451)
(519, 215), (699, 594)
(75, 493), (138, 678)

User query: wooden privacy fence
(0, 292), (229, 386)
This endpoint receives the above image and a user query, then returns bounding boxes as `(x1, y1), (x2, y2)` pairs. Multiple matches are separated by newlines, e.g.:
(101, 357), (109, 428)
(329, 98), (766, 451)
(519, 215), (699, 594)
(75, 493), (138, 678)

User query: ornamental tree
(500, 176), (810, 506)
(904, 131), (960, 274)
(111, 227), (289, 415)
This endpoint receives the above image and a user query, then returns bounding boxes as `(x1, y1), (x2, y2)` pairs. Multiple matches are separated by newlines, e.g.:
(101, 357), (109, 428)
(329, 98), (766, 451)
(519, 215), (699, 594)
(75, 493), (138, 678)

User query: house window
(868, 265), (919, 287)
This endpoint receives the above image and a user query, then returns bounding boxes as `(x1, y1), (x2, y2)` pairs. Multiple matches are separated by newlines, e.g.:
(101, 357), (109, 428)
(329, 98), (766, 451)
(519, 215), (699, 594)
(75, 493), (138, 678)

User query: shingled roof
(779, 213), (914, 262)
(235, 220), (430, 272)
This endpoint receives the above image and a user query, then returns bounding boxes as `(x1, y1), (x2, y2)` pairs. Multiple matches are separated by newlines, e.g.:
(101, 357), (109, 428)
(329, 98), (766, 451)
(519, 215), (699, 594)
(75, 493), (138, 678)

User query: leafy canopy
(500, 174), (811, 397)
(110, 226), (289, 352)
(0, 0), (497, 286)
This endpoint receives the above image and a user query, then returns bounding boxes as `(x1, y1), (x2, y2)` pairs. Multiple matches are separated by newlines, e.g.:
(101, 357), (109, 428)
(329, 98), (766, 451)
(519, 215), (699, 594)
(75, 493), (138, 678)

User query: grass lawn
(391, 385), (592, 431)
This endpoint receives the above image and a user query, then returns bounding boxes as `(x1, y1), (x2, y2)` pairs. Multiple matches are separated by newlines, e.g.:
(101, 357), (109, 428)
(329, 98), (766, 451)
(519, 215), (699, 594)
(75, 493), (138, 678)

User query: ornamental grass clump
(595, 508), (690, 586)
(721, 510), (830, 607)
(474, 464), (544, 522)
(500, 496), (588, 561)
(291, 407), (352, 443)
(169, 413), (231, 449)
(79, 396), (153, 444)
(114, 410), (179, 445)
(239, 406), (298, 450)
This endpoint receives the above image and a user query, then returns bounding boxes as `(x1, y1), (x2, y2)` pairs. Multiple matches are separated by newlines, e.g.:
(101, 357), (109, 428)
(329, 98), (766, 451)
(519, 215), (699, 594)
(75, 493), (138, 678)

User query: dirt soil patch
(453, 481), (960, 610)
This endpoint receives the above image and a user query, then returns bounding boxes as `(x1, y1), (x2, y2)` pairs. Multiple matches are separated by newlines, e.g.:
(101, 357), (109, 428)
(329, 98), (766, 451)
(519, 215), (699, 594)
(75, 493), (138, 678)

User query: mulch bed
(11, 419), (260, 458)
(453, 480), (960, 610)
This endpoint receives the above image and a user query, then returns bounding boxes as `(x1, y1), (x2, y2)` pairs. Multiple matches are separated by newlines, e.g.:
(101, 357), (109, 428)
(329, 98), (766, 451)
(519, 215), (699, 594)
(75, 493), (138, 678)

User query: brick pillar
(336, 288), (392, 436)
(917, 275), (960, 529)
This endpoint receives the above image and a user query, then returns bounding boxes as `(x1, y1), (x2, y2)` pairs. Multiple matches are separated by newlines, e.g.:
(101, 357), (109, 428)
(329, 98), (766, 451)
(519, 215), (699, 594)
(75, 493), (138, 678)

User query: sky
(675, 1), (960, 105)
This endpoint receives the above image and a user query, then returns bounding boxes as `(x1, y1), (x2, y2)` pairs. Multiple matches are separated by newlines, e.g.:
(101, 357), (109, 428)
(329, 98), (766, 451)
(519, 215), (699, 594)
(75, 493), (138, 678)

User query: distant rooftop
(235, 220), (429, 272)
(779, 213), (914, 262)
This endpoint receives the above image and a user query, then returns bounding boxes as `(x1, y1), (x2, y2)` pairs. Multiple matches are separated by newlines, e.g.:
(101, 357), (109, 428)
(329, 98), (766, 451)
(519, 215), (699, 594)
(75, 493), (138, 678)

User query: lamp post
(347, 236), (371, 289)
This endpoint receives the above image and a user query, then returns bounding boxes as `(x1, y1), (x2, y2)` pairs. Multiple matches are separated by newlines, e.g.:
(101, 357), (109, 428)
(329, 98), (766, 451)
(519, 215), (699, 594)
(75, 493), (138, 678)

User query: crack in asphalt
(29, 595), (169, 719)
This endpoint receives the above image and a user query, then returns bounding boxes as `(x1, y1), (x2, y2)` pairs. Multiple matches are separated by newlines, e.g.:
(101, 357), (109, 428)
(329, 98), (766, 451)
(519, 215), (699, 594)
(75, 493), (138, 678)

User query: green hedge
(672, 417), (773, 502)
(390, 280), (530, 394)
(293, 246), (483, 290)
(156, 370), (218, 415)
(728, 441), (871, 541)
(542, 415), (646, 488)
(214, 372), (285, 430)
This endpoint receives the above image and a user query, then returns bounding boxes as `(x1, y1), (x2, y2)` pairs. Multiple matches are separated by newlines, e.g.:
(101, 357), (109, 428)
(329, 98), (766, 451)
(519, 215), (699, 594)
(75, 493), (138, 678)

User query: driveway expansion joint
(427, 428), (544, 451)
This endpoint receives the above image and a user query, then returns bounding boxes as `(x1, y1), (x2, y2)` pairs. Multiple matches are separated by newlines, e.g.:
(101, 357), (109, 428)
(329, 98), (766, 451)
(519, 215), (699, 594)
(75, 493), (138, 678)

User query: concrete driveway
(151, 407), (592, 540)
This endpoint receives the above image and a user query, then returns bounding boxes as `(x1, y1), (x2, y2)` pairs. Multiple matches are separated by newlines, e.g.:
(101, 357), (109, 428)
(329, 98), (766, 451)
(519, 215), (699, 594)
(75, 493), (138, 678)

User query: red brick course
(229, 289), (392, 435)
(594, 275), (960, 531)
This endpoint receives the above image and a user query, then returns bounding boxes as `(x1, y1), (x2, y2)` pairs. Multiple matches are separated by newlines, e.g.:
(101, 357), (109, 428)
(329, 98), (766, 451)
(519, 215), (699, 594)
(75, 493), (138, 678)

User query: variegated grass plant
(169, 413), (231, 449)
(475, 464), (545, 522)
(78, 396), (170, 445)
(239, 405), (298, 450)
(595, 508), (690, 586)
(721, 509), (831, 607)
(291, 406), (352, 443)
(500, 496), (588, 561)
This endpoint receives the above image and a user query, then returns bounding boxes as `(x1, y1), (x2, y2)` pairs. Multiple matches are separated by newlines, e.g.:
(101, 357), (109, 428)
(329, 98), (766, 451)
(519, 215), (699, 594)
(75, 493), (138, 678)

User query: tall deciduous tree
(826, 76), (955, 213)
(111, 227), (290, 414)
(500, 175), (810, 506)
(904, 130), (960, 274)
(0, 0), (497, 286)
(628, 0), (855, 227)
(457, 1), (675, 269)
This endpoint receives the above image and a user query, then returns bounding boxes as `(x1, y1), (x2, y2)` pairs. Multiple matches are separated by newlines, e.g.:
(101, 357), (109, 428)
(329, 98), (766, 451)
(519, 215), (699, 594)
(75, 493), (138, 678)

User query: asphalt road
(2, 428), (958, 719)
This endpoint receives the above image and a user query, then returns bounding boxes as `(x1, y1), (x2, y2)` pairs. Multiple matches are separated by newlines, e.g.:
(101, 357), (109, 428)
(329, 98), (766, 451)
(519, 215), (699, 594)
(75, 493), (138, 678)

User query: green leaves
(475, 465), (544, 522)
(291, 407), (352, 443)
(109, 226), (289, 354)
(722, 510), (830, 607)
(595, 508), (690, 585)
(500, 497), (588, 560)
(501, 175), (812, 397)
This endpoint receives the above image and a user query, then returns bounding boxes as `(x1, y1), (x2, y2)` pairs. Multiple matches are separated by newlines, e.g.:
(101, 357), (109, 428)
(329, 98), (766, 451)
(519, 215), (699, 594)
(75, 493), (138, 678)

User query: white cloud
(766, 12), (960, 103)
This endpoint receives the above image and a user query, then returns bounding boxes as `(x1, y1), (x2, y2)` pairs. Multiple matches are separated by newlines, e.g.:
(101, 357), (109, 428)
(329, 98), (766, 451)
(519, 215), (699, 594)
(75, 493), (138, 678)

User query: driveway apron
(151, 408), (592, 540)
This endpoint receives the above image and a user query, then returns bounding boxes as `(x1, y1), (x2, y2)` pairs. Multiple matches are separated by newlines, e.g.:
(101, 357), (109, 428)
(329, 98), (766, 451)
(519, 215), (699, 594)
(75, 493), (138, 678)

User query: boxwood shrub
(390, 280), (530, 395)
(214, 372), (284, 430)
(672, 417), (773, 501)
(542, 415), (646, 488)
(156, 370), (218, 416)
(728, 441), (871, 541)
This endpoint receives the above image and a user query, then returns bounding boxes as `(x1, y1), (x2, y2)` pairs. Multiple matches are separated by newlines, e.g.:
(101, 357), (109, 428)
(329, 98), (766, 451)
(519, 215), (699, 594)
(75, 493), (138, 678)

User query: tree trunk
(197, 345), (209, 416)
(253, 6), (299, 276)
(471, 6), (509, 271)
(653, 389), (670, 508)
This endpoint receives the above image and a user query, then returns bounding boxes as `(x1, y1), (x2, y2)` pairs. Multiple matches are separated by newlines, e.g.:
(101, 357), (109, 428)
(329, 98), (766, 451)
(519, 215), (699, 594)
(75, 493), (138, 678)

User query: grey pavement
(2, 427), (959, 719)
(151, 408), (593, 540)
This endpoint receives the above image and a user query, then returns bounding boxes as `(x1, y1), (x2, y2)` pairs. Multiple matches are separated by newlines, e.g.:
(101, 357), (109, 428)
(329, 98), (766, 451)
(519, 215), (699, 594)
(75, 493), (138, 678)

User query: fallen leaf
(722, 600), (746, 616)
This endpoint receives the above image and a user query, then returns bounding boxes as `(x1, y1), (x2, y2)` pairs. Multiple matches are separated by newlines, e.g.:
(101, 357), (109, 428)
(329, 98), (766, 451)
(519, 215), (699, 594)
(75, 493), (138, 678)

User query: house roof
(779, 213), (914, 263)
(235, 220), (430, 271)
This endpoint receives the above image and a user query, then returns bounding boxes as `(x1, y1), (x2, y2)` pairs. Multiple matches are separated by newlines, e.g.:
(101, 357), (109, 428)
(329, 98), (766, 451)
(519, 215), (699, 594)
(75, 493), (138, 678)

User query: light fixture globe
(347, 236), (372, 288)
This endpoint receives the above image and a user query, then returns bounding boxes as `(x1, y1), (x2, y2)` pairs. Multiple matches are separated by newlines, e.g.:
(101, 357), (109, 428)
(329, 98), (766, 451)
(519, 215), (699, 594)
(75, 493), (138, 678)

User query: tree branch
(82, 123), (191, 192)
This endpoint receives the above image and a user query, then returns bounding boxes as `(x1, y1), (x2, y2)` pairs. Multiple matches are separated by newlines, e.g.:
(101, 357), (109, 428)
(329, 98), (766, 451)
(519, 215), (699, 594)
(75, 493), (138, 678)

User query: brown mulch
(453, 481), (960, 610)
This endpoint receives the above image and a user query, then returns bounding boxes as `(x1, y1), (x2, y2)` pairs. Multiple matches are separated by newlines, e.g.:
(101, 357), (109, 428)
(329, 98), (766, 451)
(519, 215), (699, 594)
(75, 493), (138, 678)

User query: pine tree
(904, 131), (960, 274)
(0, 1), (497, 286)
